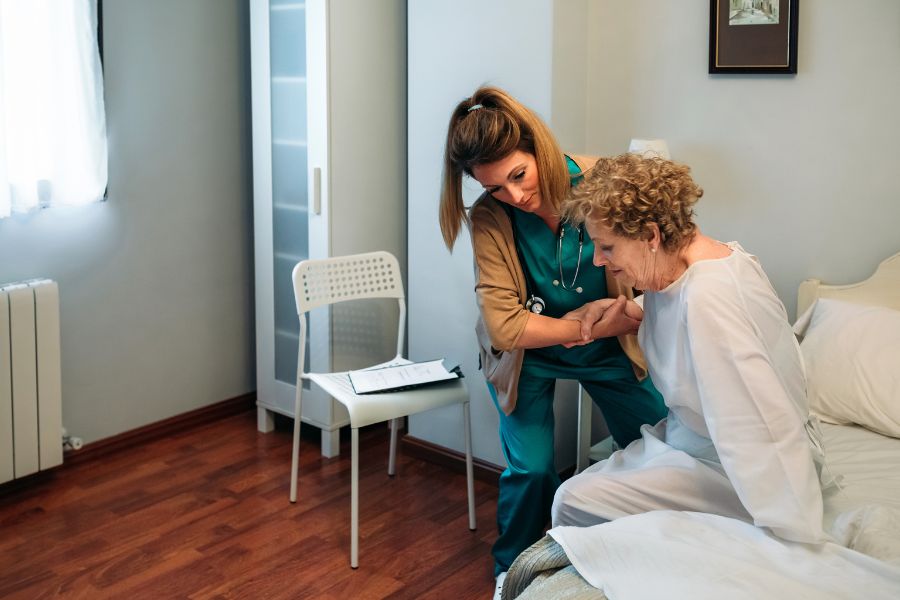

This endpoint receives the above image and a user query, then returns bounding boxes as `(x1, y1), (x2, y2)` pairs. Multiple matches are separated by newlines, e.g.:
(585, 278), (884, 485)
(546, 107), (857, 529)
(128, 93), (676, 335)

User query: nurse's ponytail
(439, 86), (568, 251)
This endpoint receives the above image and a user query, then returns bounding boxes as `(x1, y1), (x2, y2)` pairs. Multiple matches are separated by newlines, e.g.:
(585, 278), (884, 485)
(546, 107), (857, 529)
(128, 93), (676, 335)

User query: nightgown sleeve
(683, 274), (826, 544)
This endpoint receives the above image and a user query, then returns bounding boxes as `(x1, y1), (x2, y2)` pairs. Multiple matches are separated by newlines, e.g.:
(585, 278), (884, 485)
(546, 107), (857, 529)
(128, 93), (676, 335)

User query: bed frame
(797, 251), (900, 318)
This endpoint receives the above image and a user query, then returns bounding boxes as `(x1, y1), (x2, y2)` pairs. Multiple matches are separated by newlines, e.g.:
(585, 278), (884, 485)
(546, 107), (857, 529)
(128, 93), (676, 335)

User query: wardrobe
(249, 0), (406, 456)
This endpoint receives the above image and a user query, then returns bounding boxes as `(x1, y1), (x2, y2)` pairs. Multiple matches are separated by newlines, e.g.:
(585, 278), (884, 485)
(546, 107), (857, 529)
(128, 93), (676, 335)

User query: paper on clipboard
(348, 359), (461, 394)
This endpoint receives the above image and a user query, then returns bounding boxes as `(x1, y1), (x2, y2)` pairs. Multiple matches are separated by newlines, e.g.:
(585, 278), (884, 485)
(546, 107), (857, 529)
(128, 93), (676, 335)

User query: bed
(503, 252), (900, 599)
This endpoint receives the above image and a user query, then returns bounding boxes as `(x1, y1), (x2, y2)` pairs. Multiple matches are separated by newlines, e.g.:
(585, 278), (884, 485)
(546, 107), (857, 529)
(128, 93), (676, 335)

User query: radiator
(1, 279), (63, 484)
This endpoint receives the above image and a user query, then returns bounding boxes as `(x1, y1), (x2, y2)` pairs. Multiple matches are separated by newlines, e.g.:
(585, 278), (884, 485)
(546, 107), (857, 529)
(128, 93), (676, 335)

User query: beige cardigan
(469, 155), (649, 415)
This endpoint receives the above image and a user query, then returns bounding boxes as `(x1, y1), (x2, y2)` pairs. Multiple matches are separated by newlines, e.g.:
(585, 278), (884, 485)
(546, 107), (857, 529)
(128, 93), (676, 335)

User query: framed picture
(709, 0), (798, 74)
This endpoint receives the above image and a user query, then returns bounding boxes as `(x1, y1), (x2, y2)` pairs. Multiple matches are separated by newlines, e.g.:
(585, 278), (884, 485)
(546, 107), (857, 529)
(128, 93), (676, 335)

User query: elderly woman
(550, 154), (827, 544)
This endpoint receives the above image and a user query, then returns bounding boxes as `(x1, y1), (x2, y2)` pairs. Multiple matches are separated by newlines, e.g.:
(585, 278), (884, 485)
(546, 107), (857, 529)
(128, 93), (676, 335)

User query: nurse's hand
(562, 298), (617, 342)
(563, 296), (644, 340)
(562, 296), (642, 347)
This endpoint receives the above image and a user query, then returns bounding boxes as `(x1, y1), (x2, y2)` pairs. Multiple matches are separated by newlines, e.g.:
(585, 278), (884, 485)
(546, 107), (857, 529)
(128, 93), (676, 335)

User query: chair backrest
(292, 252), (406, 370)
(292, 250), (405, 315)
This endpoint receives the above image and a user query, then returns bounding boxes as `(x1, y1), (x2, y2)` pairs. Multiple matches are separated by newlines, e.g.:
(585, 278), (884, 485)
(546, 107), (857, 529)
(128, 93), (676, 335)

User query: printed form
(348, 359), (459, 394)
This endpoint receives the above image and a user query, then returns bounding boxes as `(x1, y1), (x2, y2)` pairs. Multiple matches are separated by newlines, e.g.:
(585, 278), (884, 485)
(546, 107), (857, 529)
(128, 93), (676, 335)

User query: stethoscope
(553, 224), (584, 295)
(508, 206), (584, 315)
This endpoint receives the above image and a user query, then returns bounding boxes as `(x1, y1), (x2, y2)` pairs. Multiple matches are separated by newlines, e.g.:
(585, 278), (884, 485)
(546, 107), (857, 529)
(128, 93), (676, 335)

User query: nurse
(438, 86), (667, 591)
(551, 153), (827, 544)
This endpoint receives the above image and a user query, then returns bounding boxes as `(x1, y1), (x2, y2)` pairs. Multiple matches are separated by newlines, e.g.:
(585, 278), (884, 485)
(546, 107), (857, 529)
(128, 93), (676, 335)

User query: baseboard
(400, 434), (580, 486)
(62, 392), (257, 468)
(0, 392), (256, 497)
(400, 434), (503, 485)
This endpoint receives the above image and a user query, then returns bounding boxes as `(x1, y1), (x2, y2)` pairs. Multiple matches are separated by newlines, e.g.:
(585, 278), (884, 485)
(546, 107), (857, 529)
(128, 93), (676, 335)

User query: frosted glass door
(269, 0), (309, 385)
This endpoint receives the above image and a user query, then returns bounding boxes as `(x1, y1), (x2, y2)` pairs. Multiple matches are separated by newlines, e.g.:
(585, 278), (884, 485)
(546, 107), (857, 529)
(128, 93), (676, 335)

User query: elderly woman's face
(586, 219), (655, 291)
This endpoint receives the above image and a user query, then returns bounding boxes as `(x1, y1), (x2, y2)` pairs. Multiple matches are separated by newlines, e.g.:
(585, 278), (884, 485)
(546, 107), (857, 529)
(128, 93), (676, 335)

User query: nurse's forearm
(514, 314), (584, 349)
(514, 312), (639, 350)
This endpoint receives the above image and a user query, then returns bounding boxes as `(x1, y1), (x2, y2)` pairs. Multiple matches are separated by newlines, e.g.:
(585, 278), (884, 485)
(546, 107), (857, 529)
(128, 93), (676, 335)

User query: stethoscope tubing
(504, 204), (584, 314)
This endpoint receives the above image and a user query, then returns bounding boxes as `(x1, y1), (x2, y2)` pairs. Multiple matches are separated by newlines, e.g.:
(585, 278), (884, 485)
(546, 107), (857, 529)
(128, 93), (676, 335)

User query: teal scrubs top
(512, 156), (634, 380)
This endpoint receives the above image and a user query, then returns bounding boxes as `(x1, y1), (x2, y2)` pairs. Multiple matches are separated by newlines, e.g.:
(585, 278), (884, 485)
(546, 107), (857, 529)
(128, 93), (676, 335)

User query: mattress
(507, 422), (900, 599)
(820, 422), (900, 527)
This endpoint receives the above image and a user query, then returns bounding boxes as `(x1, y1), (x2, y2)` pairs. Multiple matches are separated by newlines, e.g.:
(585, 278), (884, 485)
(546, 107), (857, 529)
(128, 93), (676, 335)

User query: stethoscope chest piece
(526, 295), (546, 314)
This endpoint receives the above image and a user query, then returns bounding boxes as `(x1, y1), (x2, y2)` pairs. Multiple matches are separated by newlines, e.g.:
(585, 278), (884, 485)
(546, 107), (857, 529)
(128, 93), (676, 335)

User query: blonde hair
(439, 86), (569, 251)
(563, 154), (702, 251)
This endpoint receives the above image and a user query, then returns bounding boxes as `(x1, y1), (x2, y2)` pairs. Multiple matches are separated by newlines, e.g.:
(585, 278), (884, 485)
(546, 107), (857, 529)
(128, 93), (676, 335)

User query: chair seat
(306, 371), (469, 429)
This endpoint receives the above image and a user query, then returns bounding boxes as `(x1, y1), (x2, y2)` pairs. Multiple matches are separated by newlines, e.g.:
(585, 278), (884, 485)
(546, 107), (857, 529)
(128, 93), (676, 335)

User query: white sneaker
(492, 571), (507, 600)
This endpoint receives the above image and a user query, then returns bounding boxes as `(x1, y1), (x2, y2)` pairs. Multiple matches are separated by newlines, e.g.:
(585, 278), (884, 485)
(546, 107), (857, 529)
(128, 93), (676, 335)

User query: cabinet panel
(271, 82), (307, 142)
(272, 143), (308, 210)
(269, 1), (309, 389)
(269, 5), (305, 77)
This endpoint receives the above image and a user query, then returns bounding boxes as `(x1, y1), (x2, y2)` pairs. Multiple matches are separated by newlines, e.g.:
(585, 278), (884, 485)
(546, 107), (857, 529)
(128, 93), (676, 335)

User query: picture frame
(709, 0), (798, 74)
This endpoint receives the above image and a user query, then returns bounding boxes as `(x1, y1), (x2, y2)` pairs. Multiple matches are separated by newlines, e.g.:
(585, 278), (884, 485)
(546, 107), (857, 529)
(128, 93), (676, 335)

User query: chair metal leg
(289, 390), (302, 503)
(575, 384), (591, 474)
(351, 426), (359, 568)
(463, 401), (476, 530)
(387, 418), (399, 476)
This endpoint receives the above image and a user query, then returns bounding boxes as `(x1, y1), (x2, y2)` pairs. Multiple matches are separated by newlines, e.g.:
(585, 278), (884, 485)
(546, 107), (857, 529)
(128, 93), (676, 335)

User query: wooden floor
(0, 411), (500, 599)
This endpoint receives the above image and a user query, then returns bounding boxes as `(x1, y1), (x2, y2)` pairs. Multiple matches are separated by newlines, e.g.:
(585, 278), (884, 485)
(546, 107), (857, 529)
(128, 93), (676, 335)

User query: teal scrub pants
(488, 369), (665, 575)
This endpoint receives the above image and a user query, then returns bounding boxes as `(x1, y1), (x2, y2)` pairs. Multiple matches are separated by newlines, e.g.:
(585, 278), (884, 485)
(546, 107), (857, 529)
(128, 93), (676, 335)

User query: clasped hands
(561, 296), (643, 348)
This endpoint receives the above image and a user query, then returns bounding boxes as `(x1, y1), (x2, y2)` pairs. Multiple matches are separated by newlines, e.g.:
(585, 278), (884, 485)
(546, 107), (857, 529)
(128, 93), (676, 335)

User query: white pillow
(794, 298), (900, 438)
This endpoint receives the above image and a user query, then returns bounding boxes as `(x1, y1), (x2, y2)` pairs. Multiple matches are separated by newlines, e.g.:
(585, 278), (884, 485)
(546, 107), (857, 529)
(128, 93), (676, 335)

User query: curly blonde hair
(562, 154), (703, 250)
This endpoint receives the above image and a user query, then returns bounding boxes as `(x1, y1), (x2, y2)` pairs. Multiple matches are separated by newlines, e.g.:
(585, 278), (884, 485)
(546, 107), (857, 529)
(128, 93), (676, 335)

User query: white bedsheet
(820, 422), (900, 523)
(547, 423), (900, 599)
(550, 511), (900, 600)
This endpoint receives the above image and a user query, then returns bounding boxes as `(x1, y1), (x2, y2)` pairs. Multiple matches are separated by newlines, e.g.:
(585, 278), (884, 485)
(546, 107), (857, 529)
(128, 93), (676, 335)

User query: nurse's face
(586, 219), (655, 291)
(471, 151), (543, 214)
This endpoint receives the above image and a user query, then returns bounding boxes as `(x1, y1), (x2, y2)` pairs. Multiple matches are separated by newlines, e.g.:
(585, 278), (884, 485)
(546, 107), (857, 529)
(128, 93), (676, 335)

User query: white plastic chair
(289, 250), (476, 568)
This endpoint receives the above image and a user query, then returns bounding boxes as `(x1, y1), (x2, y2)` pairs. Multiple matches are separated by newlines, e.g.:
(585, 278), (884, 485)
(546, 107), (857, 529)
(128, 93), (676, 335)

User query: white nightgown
(551, 242), (827, 543)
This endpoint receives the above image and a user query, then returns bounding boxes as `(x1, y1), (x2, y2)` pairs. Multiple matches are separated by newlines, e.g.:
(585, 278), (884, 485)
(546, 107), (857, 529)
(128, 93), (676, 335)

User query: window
(0, 0), (107, 218)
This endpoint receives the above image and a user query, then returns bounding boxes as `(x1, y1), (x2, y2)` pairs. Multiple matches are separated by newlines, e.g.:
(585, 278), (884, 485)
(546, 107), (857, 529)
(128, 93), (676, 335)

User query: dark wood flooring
(0, 411), (500, 599)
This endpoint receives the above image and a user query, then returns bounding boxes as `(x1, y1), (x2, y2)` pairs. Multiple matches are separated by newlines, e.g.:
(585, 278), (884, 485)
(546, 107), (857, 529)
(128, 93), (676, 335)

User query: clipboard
(348, 359), (463, 394)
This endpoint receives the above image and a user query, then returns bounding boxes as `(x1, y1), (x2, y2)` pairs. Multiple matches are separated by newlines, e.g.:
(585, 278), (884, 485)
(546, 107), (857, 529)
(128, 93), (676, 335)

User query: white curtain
(0, 0), (107, 218)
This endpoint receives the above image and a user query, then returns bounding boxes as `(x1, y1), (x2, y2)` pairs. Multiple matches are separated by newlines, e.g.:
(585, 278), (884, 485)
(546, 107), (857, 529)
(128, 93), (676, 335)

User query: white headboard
(796, 252), (900, 319)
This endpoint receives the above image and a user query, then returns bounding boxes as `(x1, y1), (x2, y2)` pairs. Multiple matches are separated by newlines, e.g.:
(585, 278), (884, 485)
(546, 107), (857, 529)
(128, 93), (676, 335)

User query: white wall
(585, 0), (900, 318)
(407, 0), (593, 468)
(0, 0), (254, 444)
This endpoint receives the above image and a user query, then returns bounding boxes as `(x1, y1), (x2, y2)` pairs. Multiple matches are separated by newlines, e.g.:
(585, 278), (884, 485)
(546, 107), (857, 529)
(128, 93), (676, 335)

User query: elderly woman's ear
(644, 222), (662, 251)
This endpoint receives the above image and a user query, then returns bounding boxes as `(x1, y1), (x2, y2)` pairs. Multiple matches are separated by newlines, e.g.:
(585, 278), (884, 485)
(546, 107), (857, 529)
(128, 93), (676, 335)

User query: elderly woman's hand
(623, 297), (644, 321)
(562, 298), (617, 342)
(561, 296), (643, 347)
(596, 296), (643, 338)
